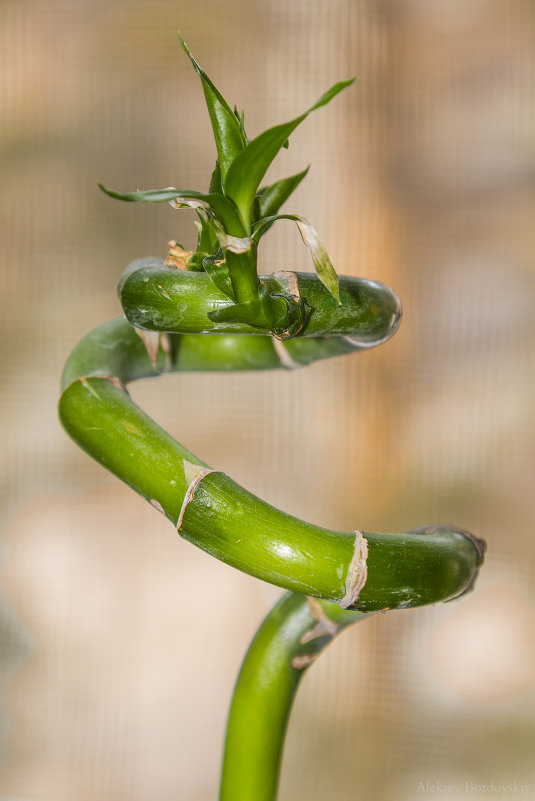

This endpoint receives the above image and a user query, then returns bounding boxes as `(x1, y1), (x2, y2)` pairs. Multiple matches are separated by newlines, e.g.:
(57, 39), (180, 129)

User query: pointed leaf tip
(178, 31), (192, 61)
(98, 182), (134, 201)
(96, 183), (245, 232)
(225, 77), (356, 226)
(309, 77), (356, 111)
(253, 166), (310, 227)
(178, 33), (245, 180)
(295, 217), (340, 303)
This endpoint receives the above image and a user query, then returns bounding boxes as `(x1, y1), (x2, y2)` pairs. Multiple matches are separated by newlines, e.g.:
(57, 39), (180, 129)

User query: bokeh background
(2, 1), (535, 799)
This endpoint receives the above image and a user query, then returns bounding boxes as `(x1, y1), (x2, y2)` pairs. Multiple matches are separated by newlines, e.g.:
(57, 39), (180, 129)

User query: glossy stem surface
(59, 304), (485, 611)
(59, 259), (486, 801)
(118, 258), (402, 341)
(220, 592), (368, 801)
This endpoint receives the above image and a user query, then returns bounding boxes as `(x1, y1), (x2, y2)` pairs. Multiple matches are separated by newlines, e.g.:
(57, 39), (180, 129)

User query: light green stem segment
(59, 265), (485, 611)
(220, 592), (368, 801)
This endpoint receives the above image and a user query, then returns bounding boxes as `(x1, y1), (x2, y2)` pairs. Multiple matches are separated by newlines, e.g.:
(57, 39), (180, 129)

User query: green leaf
(252, 214), (341, 304)
(207, 281), (272, 328)
(196, 212), (217, 251)
(296, 219), (340, 305)
(202, 251), (235, 300)
(207, 298), (267, 327)
(207, 283), (309, 338)
(179, 33), (246, 179)
(209, 161), (224, 195)
(308, 78), (356, 111)
(267, 292), (311, 339)
(97, 183), (245, 235)
(224, 78), (355, 229)
(253, 166), (310, 227)
(187, 213), (219, 270)
(239, 109), (247, 142)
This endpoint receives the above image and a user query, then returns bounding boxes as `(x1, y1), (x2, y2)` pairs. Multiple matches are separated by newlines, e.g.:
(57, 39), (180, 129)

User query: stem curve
(59, 265), (485, 611)
(61, 48), (486, 800)
(220, 592), (369, 801)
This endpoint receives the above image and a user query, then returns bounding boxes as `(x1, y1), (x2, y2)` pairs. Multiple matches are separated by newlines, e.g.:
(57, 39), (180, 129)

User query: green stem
(67, 49), (487, 801)
(59, 260), (485, 800)
(226, 247), (261, 304)
(118, 258), (402, 341)
(220, 592), (368, 801)
(59, 315), (485, 611)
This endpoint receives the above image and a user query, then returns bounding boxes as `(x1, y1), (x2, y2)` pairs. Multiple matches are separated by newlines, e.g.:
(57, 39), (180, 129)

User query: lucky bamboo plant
(59, 36), (486, 801)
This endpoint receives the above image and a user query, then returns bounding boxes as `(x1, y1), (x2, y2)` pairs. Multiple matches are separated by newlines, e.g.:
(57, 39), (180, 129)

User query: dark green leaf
(98, 183), (245, 235)
(186, 213), (219, 270)
(309, 78), (356, 111)
(239, 109), (247, 142)
(209, 161), (224, 195)
(252, 213), (340, 304)
(296, 219), (340, 305)
(207, 298), (266, 327)
(224, 78), (355, 229)
(253, 166), (309, 226)
(202, 252), (235, 300)
(179, 34), (246, 179)
(98, 183), (198, 203)
(268, 292), (311, 339)
(207, 281), (274, 328)
(207, 284), (309, 338)
(195, 212), (218, 252)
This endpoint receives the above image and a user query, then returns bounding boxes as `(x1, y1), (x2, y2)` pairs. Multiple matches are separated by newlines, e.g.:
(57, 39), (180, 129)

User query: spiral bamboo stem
(59, 38), (486, 799)
(220, 592), (369, 801)
(59, 259), (485, 801)
(60, 260), (484, 613)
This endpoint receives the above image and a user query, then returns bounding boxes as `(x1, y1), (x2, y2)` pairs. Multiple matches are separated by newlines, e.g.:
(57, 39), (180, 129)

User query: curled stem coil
(60, 258), (484, 612)
(59, 256), (485, 800)
(59, 37), (486, 800)
(220, 592), (369, 801)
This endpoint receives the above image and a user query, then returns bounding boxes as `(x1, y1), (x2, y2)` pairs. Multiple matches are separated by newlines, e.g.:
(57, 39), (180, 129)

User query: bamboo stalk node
(176, 462), (218, 530)
(79, 375), (127, 396)
(340, 531), (369, 609)
(149, 499), (166, 516)
(291, 653), (317, 670)
(164, 241), (193, 270)
(271, 337), (300, 369)
(273, 270), (301, 298)
(300, 597), (339, 643)
(134, 328), (163, 367)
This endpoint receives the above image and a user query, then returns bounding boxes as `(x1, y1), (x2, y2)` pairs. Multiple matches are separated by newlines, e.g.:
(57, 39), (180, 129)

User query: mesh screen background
(2, 1), (535, 799)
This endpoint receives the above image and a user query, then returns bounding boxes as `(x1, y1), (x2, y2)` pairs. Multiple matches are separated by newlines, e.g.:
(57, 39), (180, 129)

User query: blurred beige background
(1, 1), (535, 799)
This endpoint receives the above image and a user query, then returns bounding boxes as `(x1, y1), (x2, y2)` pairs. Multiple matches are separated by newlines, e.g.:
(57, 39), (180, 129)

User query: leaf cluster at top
(99, 34), (355, 310)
